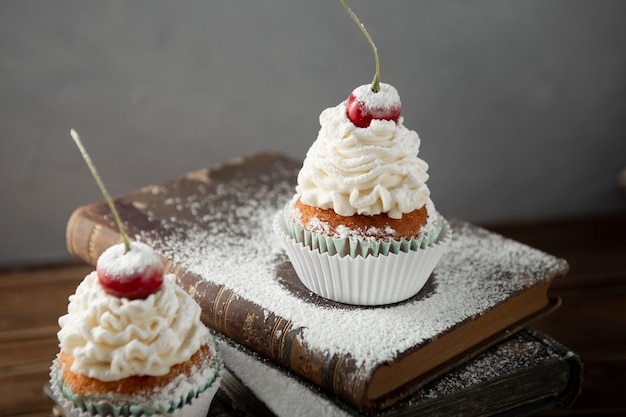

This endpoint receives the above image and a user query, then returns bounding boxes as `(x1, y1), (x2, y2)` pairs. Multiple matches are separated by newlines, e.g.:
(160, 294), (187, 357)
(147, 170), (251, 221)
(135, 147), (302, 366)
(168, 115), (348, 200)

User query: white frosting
(57, 272), (210, 381)
(296, 99), (430, 219)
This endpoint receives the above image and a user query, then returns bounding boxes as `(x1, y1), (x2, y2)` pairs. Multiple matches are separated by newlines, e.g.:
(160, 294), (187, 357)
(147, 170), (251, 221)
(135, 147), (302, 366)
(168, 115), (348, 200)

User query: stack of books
(66, 153), (582, 416)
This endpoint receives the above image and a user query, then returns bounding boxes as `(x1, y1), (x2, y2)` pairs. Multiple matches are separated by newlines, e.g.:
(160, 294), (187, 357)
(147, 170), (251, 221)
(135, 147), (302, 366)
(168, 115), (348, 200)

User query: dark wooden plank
(0, 263), (91, 335)
(487, 212), (626, 416)
(0, 372), (56, 416)
(485, 212), (626, 279)
(0, 262), (89, 417)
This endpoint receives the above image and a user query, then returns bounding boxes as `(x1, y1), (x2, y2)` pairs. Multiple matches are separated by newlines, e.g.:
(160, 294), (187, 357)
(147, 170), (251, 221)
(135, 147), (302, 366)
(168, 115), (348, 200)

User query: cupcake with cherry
(49, 131), (222, 417)
(274, 0), (451, 306)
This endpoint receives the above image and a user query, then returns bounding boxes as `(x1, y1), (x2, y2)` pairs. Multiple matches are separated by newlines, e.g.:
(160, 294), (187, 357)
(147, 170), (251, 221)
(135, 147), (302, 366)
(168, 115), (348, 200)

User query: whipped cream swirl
(58, 272), (210, 381)
(296, 101), (430, 219)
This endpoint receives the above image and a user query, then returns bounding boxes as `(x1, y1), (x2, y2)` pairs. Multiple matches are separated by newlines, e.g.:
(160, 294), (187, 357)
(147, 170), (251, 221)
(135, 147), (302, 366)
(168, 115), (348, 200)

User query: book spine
(66, 202), (124, 265)
(65, 202), (370, 411)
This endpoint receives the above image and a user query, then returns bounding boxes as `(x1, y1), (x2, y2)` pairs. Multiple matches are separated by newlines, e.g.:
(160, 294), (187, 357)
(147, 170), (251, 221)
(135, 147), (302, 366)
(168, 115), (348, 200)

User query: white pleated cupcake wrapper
(273, 213), (452, 306)
(283, 211), (444, 258)
(49, 354), (222, 417)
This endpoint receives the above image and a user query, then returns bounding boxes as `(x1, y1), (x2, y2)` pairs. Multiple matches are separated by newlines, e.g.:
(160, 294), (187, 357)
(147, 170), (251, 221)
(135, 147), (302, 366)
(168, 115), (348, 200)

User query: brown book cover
(66, 152), (569, 413)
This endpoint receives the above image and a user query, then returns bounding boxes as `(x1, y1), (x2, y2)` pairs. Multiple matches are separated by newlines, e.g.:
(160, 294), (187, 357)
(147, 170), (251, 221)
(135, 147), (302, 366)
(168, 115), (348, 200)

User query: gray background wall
(1, 0), (625, 267)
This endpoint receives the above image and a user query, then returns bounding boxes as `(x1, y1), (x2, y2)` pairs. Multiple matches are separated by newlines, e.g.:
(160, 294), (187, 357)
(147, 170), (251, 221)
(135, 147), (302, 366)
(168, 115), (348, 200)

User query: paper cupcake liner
(49, 352), (222, 417)
(283, 208), (443, 258)
(273, 213), (452, 306)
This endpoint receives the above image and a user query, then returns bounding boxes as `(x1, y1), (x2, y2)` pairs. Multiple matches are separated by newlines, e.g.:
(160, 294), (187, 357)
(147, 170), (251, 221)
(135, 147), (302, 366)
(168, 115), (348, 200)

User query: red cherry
(345, 83), (401, 128)
(96, 242), (164, 300)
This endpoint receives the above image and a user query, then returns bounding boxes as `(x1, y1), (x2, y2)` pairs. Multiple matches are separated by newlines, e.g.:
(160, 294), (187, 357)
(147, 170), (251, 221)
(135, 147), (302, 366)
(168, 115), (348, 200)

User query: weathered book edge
(373, 296), (561, 410)
(522, 328), (583, 411)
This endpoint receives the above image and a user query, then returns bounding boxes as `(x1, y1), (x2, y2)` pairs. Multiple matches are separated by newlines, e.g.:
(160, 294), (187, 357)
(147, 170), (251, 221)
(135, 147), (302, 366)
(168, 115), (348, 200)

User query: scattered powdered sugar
(136, 162), (565, 376)
(335, 224), (387, 240)
(304, 216), (394, 241)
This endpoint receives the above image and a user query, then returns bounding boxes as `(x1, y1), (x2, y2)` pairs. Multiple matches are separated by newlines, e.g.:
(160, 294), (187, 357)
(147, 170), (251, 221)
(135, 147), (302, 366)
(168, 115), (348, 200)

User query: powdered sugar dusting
(351, 83), (401, 111)
(135, 161), (565, 376)
(96, 241), (161, 279)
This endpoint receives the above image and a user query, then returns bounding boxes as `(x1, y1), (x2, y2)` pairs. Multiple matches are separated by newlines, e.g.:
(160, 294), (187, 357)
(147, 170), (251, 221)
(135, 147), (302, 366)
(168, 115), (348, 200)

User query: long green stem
(70, 129), (131, 253)
(339, 0), (380, 93)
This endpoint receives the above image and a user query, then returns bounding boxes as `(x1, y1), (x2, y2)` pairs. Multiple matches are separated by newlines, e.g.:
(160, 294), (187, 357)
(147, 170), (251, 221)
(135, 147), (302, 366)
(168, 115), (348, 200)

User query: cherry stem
(339, 0), (380, 93)
(70, 129), (131, 254)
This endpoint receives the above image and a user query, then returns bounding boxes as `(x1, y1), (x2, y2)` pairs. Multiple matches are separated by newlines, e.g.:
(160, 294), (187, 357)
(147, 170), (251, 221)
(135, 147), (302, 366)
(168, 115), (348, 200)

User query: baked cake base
(52, 344), (221, 416)
(290, 197), (430, 241)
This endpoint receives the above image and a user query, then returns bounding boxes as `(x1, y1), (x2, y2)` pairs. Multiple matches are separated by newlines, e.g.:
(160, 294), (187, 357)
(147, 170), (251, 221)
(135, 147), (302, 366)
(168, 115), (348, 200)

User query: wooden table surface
(1, 213), (624, 417)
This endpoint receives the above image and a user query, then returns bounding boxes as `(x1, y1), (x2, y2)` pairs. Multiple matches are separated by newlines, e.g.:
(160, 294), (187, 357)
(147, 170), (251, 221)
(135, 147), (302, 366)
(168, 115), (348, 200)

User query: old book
(214, 327), (582, 417)
(65, 152), (568, 413)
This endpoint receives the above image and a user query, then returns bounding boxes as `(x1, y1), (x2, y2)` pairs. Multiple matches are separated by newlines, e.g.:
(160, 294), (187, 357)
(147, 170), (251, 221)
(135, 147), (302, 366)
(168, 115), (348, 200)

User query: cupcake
(49, 241), (222, 417)
(274, 83), (451, 306)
